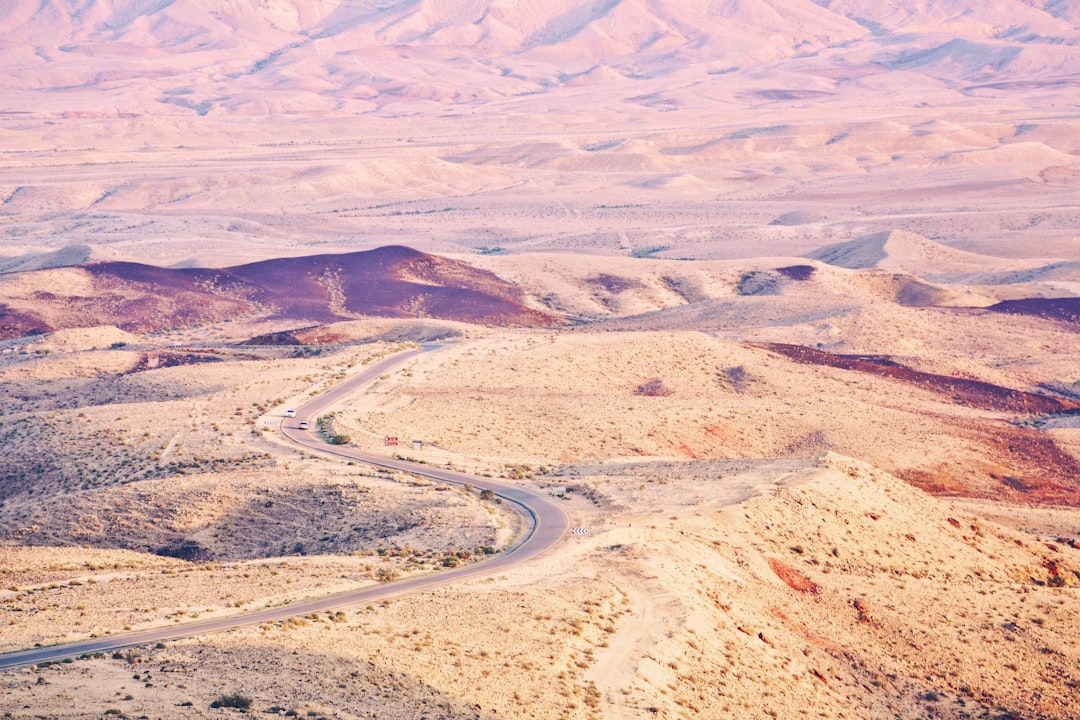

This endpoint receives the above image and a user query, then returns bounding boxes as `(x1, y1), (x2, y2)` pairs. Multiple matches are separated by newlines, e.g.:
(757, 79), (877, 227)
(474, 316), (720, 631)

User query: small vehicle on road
(298, 420), (308, 430)
(285, 409), (296, 417)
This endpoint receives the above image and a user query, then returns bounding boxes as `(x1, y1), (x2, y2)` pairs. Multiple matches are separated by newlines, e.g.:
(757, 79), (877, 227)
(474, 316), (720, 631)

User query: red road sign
(385, 436), (398, 446)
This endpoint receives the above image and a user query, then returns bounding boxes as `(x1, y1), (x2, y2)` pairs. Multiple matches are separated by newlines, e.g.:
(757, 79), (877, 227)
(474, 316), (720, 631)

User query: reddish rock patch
(767, 557), (821, 595)
(756, 343), (1078, 414)
(852, 598), (875, 624)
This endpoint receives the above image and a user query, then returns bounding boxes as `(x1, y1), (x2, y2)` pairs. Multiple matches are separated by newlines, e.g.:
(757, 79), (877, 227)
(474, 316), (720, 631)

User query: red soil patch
(899, 469), (973, 497)
(767, 557), (821, 595)
(703, 424), (732, 440)
(756, 343), (1078, 414)
(0, 304), (52, 341)
(987, 298), (1080, 328)
(984, 425), (1080, 504)
(672, 443), (698, 459)
(900, 422), (1080, 506)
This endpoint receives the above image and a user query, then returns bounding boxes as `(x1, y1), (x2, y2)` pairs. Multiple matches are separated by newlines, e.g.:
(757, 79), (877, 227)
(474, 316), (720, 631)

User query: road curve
(0, 345), (569, 670)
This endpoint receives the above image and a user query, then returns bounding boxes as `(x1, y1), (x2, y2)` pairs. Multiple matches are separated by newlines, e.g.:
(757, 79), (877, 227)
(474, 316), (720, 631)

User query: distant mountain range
(0, 245), (561, 339)
(2, 0), (1078, 116)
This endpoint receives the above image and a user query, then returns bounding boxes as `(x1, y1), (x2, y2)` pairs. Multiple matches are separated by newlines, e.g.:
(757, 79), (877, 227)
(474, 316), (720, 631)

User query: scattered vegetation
(210, 693), (253, 709)
(635, 378), (673, 397)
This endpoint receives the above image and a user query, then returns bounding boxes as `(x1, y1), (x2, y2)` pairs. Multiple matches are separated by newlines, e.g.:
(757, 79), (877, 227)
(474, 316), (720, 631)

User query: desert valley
(2, 1), (1080, 718)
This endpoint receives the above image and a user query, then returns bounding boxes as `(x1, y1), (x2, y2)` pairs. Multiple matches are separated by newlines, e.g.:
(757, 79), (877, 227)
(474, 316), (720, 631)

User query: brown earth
(334, 329), (1080, 506)
(987, 298), (1080, 327)
(756, 342), (1080, 415)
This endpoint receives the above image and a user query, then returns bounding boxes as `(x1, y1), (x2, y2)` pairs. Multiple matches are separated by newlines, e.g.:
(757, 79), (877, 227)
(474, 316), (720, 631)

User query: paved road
(0, 345), (569, 670)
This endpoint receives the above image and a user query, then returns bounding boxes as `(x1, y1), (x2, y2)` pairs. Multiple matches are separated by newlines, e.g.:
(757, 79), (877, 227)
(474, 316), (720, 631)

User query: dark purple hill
(0, 246), (562, 339)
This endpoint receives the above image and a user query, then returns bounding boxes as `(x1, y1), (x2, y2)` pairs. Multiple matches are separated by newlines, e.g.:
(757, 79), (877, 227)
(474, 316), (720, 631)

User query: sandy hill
(806, 230), (1053, 276)
(472, 252), (1003, 332)
(806, 232), (1080, 290)
(0, 245), (559, 339)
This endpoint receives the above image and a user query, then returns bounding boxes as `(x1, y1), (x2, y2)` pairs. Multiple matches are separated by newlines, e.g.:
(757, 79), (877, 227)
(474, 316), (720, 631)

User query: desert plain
(2, 1), (1080, 718)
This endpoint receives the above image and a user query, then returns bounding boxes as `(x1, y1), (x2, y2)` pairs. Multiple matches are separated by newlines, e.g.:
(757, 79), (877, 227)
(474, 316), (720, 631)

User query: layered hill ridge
(2, 0), (1078, 117)
(0, 245), (560, 339)
(807, 230), (1055, 275)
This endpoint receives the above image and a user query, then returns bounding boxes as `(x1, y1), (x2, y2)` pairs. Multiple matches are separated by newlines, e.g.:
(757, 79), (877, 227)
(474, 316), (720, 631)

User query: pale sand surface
(2, 109), (1079, 269)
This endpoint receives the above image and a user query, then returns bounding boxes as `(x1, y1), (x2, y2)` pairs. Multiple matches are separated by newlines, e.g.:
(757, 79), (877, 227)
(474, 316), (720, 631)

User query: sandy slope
(0, 307), (1078, 718)
(3, 455), (1079, 719)
(337, 325), (1080, 499)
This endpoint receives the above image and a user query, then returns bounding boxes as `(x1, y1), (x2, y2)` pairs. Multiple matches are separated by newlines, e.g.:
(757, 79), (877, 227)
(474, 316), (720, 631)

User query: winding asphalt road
(0, 345), (569, 670)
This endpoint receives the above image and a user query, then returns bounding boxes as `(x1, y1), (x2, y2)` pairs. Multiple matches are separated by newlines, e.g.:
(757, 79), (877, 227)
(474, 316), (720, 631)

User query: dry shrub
(635, 378), (673, 397)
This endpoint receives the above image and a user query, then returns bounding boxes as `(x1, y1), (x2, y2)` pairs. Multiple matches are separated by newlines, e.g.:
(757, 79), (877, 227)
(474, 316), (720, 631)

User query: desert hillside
(1, 290), (1078, 720)
(4, 454), (1080, 719)
(338, 327), (1080, 502)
